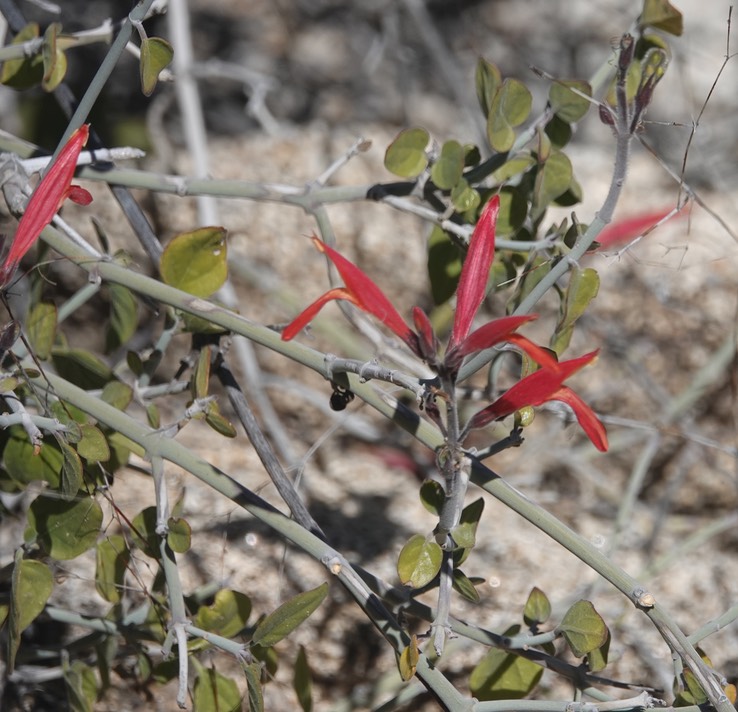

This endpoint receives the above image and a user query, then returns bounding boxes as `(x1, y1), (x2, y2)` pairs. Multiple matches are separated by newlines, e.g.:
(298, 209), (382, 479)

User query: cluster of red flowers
(282, 196), (607, 452)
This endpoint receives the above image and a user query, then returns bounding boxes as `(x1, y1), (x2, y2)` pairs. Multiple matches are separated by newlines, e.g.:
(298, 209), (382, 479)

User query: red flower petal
(281, 287), (358, 340)
(594, 207), (684, 250)
(549, 386), (608, 451)
(1, 124), (90, 287)
(313, 237), (416, 349)
(465, 350), (600, 430)
(449, 195), (499, 349)
(449, 315), (537, 359)
(412, 306), (438, 361)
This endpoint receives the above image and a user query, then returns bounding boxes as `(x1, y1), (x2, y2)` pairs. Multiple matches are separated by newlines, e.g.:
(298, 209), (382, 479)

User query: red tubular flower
(0, 124), (92, 288)
(448, 195), (499, 350)
(465, 349), (608, 451)
(281, 235), (420, 354)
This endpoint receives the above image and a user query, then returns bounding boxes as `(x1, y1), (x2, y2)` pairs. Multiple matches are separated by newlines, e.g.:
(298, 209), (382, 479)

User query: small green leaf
(41, 23), (67, 91)
(55, 434), (83, 499)
(398, 635), (420, 681)
(63, 659), (98, 712)
(131, 506), (160, 558)
(419, 479), (445, 516)
(95, 535), (130, 603)
(11, 554), (53, 639)
(587, 629), (610, 673)
(384, 127), (430, 178)
(160, 227), (228, 297)
(470, 645), (543, 700)
(243, 661), (264, 712)
(27, 495), (103, 560)
(495, 188), (528, 237)
(452, 569), (481, 603)
(1, 23), (44, 89)
(251, 582), (328, 647)
(76, 424), (111, 464)
(451, 498), (484, 549)
(3, 427), (62, 488)
(523, 587), (551, 626)
(475, 58), (501, 118)
(492, 154), (535, 183)
(27, 302), (57, 360)
(193, 668), (242, 712)
(558, 600), (608, 657)
(140, 36), (173, 96)
(551, 266), (600, 355)
(101, 381), (133, 411)
(195, 589), (252, 638)
(106, 284), (138, 353)
(397, 534), (442, 588)
(641, 0), (683, 35)
(192, 346), (211, 400)
(293, 645), (313, 712)
(52, 348), (114, 390)
(451, 178), (480, 213)
(487, 78), (532, 152)
(146, 403), (161, 429)
(549, 80), (592, 123)
(534, 151), (573, 216)
(427, 226), (461, 305)
(205, 402), (238, 438)
(166, 516), (192, 553)
(431, 140), (464, 190)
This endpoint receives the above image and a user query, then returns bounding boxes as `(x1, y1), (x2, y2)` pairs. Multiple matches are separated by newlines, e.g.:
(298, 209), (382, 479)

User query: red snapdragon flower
(0, 124), (93, 289)
(281, 195), (607, 450)
(283, 197), (552, 371)
(465, 349), (608, 451)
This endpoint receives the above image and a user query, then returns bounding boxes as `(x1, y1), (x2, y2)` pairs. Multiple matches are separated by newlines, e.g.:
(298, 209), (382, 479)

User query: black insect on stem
(329, 380), (355, 411)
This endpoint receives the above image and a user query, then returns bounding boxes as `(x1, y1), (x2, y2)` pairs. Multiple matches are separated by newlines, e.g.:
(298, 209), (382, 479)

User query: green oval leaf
(131, 506), (160, 558)
(3, 427), (62, 488)
(195, 589), (252, 638)
(475, 58), (501, 118)
(549, 80), (592, 123)
(1, 23), (44, 89)
(551, 266), (600, 355)
(95, 535), (130, 603)
(62, 659), (98, 712)
(488, 78), (532, 152)
(398, 636), (420, 682)
(384, 128), (430, 178)
(431, 140), (464, 190)
(397, 534), (442, 588)
(167, 516), (192, 554)
(205, 402), (238, 438)
(533, 150), (573, 215)
(524, 586), (551, 626)
(76, 424), (111, 464)
(42, 23), (67, 91)
(470, 646), (543, 700)
(101, 381), (133, 411)
(12, 555), (54, 632)
(27, 495), (103, 560)
(641, 0), (683, 35)
(55, 434), (83, 500)
(451, 497), (484, 550)
(450, 178), (480, 213)
(558, 600), (608, 657)
(140, 36), (174, 96)
(427, 226), (461, 305)
(251, 582), (328, 647)
(452, 569), (481, 603)
(419, 479), (445, 516)
(293, 645), (314, 712)
(106, 284), (138, 353)
(587, 628), (611, 673)
(244, 661), (264, 712)
(27, 302), (57, 361)
(51, 348), (114, 390)
(160, 227), (228, 298)
(193, 668), (242, 712)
